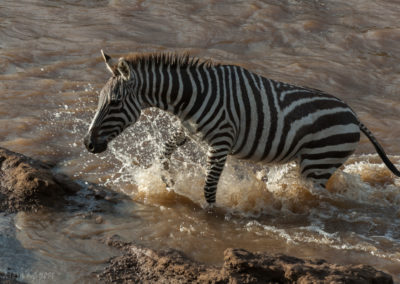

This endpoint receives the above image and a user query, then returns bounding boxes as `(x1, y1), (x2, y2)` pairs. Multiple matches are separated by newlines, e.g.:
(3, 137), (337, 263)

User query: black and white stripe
(84, 52), (400, 205)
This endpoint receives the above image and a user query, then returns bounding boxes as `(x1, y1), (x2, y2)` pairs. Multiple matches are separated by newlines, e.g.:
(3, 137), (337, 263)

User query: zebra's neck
(134, 59), (213, 122)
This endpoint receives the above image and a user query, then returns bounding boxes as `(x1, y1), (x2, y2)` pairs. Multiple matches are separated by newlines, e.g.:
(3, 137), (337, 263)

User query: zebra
(84, 50), (400, 206)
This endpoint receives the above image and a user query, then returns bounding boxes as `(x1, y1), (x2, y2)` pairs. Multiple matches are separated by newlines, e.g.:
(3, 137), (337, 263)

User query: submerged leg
(299, 152), (354, 188)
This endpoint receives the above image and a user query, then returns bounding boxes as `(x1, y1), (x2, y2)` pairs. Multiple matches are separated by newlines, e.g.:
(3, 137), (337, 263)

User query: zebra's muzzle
(84, 133), (108, 154)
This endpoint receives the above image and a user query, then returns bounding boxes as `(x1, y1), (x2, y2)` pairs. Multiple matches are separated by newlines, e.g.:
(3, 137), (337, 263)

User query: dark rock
(98, 239), (393, 284)
(0, 147), (80, 213)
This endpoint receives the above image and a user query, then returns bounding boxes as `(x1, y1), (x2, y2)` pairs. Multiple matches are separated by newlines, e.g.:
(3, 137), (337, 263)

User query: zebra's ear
(101, 50), (117, 76)
(117, 58), (131, 81)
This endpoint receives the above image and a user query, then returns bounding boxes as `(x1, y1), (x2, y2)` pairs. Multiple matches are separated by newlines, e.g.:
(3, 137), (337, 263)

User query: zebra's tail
(359, 122), (400, 177)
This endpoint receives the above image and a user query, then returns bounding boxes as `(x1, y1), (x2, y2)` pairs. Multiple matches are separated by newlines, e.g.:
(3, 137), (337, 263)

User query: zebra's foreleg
(160, 129), (187, 189)
(203, 147), (229, 205)
(160, 129), (187, 170)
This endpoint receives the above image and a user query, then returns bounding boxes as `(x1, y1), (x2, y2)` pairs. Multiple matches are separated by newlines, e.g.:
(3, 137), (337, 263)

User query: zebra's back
(226, 67), (360, 169)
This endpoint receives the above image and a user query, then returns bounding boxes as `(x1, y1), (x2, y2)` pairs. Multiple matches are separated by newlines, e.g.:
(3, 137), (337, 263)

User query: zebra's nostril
(87, 142), (95, 152)
(84, 134), (96, 152)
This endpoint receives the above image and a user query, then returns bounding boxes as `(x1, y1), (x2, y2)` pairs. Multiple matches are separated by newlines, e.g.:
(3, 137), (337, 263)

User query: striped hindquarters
(229, 74), (361, 163)
(225, 72), (361, 186)
(270, 84), (361, 186)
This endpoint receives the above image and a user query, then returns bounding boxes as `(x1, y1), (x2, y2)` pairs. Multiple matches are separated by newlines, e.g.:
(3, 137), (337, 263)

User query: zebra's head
(84, 51), (140, 153)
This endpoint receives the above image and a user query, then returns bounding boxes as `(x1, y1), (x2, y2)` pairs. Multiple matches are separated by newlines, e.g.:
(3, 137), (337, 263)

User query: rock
(0, 147), (80, 212)
(97, 238), (393, 283)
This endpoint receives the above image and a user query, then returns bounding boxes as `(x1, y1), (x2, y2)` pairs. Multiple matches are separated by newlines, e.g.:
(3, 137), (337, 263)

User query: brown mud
(0, 147), (122, 215)
(0, 147), (79, 213)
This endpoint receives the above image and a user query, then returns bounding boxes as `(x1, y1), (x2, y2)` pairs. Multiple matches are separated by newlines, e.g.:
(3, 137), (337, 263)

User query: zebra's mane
(123, 52), (219, 69)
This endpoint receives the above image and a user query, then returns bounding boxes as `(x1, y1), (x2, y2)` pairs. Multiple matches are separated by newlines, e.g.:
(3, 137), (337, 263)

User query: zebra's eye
(109, 99), (120, 106)
(109, 92), (122, 106)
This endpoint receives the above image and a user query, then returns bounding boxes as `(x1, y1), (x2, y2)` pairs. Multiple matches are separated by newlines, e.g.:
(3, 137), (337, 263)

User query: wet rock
(87, 184), (119, 203)
(98, 238), (393, 283)
(0, 147), (80, 213)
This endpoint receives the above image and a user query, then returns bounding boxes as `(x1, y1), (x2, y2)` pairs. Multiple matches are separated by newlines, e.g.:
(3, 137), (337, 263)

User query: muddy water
(1, 0), (400, 282)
